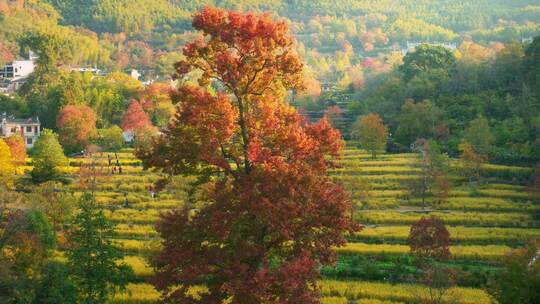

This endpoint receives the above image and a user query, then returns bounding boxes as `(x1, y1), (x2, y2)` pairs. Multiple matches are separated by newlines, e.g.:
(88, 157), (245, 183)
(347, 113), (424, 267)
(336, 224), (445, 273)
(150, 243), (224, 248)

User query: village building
(0, 51), (37, 94)
(0, 113), (41, 148)
(401, 41), (457, 55)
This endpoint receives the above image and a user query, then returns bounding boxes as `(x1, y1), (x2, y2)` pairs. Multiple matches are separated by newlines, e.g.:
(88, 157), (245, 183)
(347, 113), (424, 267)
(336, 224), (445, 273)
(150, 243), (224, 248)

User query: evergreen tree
(65, 193), (133, 304)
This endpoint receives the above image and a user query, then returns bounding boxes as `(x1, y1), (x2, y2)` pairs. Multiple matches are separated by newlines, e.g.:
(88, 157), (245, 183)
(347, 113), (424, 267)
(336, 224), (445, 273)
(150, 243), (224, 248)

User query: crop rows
(51, 148), (537, 303)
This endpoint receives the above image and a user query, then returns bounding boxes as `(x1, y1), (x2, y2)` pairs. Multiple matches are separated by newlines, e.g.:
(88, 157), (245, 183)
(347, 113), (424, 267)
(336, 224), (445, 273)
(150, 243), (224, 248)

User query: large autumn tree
(56, 105), (97, 153)
(138, 7), (355, 303)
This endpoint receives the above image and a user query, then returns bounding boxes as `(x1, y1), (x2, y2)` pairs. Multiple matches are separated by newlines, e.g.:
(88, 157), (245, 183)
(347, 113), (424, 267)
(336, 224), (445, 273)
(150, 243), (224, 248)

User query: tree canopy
(138, 7), (355, 302)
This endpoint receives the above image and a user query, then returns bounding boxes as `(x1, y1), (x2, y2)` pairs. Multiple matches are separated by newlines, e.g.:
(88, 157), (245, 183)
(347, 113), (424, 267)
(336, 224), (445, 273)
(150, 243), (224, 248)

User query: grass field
(32, 146), (537, 303)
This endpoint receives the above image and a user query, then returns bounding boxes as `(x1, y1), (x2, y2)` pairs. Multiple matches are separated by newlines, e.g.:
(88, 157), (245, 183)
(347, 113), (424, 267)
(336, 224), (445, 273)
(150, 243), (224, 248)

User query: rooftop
(1, 113), (40, 125)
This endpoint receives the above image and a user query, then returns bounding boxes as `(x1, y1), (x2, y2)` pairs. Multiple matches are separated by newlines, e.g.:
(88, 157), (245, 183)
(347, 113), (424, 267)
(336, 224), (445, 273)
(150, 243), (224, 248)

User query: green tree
(18, 31), (68, 129)
(34, 262), (78, 304)
(399, 44), (456, 82)
(65, 193), (133, 304)
(18, 31), (69, 73)
(395, 100), (446, 147)
(97, 125), (124, 151)
(31, 129), (69, 183)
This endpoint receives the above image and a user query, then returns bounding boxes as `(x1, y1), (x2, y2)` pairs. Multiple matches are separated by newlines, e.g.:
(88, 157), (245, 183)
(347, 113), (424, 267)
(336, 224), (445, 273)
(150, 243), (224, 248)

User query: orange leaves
(141, 85), (238, 174)
(56, 105), (97, 152)
(175, 85), (237, 146)
(3, 135), (26, 165)
(121, 100), (152, 132)
(176, 6), (303, 100)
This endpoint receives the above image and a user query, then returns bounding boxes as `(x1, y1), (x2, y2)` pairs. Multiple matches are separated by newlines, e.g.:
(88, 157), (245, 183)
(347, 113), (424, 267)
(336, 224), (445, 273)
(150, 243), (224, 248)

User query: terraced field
(44, 147), (538, 303)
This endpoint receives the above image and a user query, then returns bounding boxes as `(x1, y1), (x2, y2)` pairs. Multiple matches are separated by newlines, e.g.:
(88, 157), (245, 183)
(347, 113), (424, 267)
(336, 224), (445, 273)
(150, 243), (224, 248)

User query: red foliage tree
(137, 7), (355, 303)
(137, 82), (175, 127)
(56, 105), (97, 153)
(3, 135), (26, 165)
(121, 99), (152, 132)
(408, 216), (451, 262)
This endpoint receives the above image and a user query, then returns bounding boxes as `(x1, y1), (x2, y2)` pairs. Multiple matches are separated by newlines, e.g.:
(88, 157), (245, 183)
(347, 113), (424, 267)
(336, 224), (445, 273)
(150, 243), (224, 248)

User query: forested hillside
(2, 0), (540, 72)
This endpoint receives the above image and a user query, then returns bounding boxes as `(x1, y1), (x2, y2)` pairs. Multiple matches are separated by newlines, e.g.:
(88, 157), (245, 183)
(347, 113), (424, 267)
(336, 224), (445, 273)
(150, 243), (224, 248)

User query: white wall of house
(0, 118), (41, 148)
(0, 60), (35, 79)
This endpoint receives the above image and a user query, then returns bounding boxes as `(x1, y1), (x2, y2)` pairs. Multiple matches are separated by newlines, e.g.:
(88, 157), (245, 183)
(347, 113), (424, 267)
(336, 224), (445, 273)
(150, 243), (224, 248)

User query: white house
(0, 59), (36, 80)
(0, 52), (37, 94)
(130, 69), (141, 80)
(0, 113), (41, 148)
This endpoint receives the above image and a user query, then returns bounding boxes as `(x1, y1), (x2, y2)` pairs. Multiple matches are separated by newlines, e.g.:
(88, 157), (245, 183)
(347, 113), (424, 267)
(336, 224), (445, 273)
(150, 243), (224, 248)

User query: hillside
(2, 0), (540, 74)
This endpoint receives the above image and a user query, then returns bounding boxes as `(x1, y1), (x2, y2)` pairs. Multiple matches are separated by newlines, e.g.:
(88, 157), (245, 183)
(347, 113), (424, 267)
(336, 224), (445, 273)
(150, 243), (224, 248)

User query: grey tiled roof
(1, 113), (40, 125)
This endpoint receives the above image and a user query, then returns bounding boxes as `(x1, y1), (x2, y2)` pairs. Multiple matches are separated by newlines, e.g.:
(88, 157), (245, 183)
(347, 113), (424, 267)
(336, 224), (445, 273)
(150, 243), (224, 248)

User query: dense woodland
(1, 1), (540, 304)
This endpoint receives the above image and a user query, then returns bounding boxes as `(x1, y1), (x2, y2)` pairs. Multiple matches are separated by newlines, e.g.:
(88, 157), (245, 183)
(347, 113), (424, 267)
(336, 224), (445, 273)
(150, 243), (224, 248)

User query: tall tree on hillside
(65, 193), (133, 304)
(56, 105), (98, 153)
(121, 99), (152, 132)
(18, 31), (69, 128)
(31, 129), (68, 183)
(351, 113), (388, 159)
(138, 7), (355, 303)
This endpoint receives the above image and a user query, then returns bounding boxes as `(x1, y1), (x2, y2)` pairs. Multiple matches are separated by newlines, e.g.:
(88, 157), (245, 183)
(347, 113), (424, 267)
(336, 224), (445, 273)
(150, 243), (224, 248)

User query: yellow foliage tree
(351, 113), (388, 159)
(0, 139), (15, 186)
